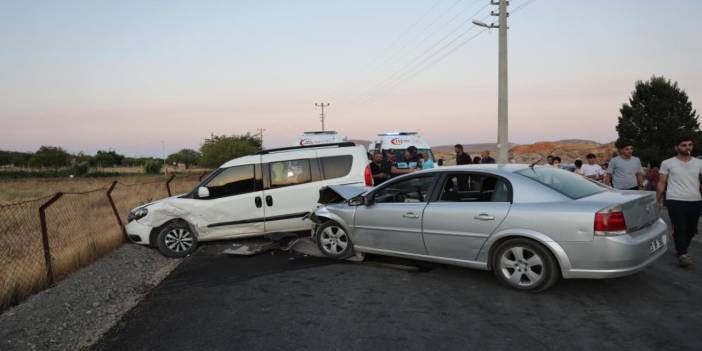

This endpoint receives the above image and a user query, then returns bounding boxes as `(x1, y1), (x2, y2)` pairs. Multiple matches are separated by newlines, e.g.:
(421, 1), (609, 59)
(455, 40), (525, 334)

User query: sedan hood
(318, 185), (370, 204)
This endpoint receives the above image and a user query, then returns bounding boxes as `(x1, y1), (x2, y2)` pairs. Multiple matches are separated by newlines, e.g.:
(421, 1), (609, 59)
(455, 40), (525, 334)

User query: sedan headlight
(128, 207), (149, 222)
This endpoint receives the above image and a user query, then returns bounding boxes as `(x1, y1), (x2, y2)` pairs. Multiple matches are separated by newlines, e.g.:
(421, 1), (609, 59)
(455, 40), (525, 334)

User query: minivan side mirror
(197, 186), (210, 198)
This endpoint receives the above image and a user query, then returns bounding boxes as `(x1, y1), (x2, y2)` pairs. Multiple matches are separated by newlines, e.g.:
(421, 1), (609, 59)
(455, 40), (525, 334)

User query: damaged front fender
(318, 185), (370, 204)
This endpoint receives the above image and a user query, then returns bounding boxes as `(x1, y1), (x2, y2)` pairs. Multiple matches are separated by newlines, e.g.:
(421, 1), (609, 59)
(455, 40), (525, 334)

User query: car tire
(155, 221), (198, 258)
(316, 221), (353, 259)
(491, 238), (560, 292)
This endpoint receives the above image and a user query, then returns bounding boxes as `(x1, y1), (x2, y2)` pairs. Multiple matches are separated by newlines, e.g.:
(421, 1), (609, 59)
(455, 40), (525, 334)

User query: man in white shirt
(657, 138), (702, 267)
(581, 153), (605, 182)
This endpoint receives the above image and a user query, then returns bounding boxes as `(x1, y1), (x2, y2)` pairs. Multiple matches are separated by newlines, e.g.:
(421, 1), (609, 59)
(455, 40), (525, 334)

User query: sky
(1, 0), (701, 157)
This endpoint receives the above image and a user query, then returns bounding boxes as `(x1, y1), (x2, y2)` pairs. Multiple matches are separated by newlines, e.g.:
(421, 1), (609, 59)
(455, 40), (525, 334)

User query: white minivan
(125, 142), (372, 257)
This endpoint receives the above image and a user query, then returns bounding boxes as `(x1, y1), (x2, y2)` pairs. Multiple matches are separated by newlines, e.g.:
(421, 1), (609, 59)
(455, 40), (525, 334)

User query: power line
(374, 0), (468, 74)
(371, 0), (444, 67)
(351, 11), (491, 106)
(322, 0), (444, 100)
(512, 0), (537, 14)
(348, 0), (535, 107)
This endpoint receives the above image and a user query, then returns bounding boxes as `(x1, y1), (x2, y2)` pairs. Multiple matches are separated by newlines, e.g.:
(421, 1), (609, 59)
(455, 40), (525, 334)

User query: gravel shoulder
(0, 244), (181, 351)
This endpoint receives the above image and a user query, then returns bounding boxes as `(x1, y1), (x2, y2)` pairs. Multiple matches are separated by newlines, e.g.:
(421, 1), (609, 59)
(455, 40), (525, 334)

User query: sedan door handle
(402, 212), (420, 219)
(265, 195), (273, 207)
(255, 196), (262, 208)
(474, 214), (495, 221)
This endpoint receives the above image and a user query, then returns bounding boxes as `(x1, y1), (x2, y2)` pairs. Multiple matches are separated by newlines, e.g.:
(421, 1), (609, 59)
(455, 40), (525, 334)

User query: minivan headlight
(128, 207), (149, 222)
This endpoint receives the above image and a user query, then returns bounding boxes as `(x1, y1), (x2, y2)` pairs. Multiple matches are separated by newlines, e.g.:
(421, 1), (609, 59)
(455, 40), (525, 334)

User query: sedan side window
(373, 176), (434, 204)
(204, 165), (256, 199)
(440, 174), (510, 202)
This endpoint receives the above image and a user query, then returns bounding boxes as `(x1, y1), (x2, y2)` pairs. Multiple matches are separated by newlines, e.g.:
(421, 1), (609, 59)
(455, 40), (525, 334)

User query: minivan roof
(218, 142), (359, 168)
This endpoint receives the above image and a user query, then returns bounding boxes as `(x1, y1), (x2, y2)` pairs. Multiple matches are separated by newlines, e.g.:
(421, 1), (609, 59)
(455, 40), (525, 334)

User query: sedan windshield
(516, 166), (607, 199)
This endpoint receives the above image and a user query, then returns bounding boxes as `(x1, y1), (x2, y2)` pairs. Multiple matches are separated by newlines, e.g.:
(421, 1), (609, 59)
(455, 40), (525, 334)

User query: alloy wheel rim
(164, 228), (193, 253)
(320, 225), (348, 254)
(499, 246), (544, 287)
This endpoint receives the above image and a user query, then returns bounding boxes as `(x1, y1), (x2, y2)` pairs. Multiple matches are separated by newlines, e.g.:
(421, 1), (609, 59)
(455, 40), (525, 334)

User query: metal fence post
(39, 192), (63, 286)
(106, 181), (127, 241)
(165, 174), (176, 197)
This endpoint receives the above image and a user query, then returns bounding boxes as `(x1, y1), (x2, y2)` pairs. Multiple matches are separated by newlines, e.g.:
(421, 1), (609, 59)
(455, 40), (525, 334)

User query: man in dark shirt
(455, 144), (472, 165)
(391, 149), (420, 177)
(370, 152), (390, 185)
(480, 150), (496, 164)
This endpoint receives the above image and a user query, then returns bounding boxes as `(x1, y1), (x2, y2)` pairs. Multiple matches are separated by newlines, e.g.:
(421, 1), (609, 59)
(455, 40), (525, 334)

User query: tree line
(0, 133), (261, 176)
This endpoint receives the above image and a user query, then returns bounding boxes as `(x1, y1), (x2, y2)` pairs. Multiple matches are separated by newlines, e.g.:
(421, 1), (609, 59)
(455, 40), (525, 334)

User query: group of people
(547, 139), (702, 269)
(369, 144), (497, 185)
(454, 144), (496, 165)
(369, 146), (433, 185)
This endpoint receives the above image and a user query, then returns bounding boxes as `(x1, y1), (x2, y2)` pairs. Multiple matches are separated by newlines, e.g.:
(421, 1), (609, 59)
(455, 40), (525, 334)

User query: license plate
(649, 237), (664, 254)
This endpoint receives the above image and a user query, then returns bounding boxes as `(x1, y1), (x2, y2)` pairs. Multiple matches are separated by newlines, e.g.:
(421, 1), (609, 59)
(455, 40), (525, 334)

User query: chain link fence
(0, 174), (201, 311)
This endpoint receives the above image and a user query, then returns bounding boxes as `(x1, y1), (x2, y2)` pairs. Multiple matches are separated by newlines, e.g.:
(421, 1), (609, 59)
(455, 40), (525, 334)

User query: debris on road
(223, 240), (280, 256)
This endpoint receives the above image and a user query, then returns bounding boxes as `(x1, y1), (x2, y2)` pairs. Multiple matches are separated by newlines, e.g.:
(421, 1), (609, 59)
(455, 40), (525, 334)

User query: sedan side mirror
(197, 186), (210, 198)
(348, 195), (365, 206)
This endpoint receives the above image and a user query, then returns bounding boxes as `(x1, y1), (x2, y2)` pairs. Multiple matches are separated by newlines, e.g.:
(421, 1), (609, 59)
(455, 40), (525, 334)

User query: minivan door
(422, 173), (511, 261)
(261, 154), (322, 233)
(189, 162), (265, 240)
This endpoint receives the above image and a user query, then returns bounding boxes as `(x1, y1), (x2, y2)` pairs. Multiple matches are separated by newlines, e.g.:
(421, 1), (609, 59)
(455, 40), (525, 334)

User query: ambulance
(368, 132), (435, 161)
(293, 131), (347, 146)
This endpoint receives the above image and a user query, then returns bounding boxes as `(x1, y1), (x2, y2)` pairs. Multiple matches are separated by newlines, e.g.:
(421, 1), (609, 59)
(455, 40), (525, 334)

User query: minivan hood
(318, 185), (370, 204)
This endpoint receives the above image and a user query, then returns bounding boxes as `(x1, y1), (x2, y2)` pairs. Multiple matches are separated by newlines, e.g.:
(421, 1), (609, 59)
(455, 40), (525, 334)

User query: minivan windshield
(516, 166), (607, 199)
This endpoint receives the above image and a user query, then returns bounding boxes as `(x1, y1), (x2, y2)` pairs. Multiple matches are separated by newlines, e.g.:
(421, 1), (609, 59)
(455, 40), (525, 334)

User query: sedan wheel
(499, 246), (544, 287)
(492, 238), (560, 292)
(316, 221), (353, 259)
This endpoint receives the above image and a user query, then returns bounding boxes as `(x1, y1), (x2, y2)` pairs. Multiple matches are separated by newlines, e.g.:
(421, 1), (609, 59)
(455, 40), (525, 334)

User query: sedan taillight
(364, 164), (374, 187)
(594, 209), (627, 236)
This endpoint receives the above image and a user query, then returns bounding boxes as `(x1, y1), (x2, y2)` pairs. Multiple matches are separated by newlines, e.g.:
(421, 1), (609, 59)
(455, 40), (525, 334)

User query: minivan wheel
(316, 221), (353, 259)
(155, 222), (198, 258)
(492, 238), (560, 292)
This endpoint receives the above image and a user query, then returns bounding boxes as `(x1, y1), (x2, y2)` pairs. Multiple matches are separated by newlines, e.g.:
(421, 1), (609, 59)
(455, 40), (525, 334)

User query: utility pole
(315, 102), (330, 131)
(161, 140), (166, 174)
(256, 128), (266, 150)
(473, 0), (509, 163)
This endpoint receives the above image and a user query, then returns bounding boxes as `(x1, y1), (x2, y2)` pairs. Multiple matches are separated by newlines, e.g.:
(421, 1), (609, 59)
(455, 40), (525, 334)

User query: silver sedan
(310, 164), (668, 292)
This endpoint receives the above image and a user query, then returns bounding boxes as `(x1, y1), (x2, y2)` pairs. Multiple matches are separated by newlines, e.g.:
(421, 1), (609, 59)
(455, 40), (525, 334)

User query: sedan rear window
(516, 167), (606, 199)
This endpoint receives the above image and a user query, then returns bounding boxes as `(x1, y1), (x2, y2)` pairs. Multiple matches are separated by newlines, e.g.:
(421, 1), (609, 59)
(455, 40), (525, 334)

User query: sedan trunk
(582, 190), (660, 232)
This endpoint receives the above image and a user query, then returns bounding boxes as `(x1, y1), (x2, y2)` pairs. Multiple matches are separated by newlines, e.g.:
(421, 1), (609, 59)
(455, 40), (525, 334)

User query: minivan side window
(320, 155), (353, 180)
(270, 159), (312, 188)
(439, 174), (510, 202)
(204, 165), (256, 199)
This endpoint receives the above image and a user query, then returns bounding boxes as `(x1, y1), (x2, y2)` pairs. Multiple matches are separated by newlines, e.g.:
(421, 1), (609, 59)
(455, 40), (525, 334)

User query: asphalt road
(93, 234), (702, 351)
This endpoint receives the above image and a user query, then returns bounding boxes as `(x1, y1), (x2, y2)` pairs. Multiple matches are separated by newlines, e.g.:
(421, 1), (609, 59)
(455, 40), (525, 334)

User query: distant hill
(433, 140), (616, 164)
(510, 141), (616, 164)
(433, 143), (519, 155)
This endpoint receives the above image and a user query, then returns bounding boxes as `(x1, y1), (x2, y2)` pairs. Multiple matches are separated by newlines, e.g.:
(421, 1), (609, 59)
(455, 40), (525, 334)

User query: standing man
(581, 153), (605, 182)
(605, 141), (644, 190)
(370, 152), (390, 185)
(455, 144), (472, 165)
(391, 149), (419, 177)
(480, 150), (496, 164)
(656, 138), (702, 267)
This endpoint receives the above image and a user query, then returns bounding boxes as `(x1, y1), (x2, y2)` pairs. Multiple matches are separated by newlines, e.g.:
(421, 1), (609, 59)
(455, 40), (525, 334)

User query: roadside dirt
(0, 244), (181, 351)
